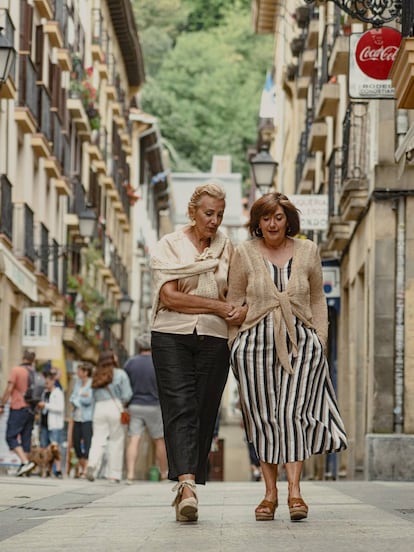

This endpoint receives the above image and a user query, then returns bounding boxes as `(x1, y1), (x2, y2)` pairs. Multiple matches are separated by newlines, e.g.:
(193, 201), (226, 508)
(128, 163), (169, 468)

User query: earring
(286, 226), (291, 235)
(191, 219), (196, 226)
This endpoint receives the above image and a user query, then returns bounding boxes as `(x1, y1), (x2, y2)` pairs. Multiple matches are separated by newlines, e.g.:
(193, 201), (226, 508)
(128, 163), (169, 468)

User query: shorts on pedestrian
(6, 408), (35, 452)
(40, 426), (63, 448)
(128, 404), (164, 438)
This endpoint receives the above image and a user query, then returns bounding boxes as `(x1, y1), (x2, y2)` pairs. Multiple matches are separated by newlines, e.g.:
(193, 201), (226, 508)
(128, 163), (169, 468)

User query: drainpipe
(393, 111), (408, 433)
(393, 195), (405, 433)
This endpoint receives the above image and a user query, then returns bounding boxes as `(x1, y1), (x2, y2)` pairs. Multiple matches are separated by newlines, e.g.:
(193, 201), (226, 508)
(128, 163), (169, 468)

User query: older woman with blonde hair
(151, 182), (245, 522)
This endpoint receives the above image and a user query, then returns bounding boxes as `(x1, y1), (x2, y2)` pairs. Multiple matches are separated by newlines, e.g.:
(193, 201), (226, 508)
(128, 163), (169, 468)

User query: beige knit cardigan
(226, 237), (328, 374)
(150, 228), (229, 326)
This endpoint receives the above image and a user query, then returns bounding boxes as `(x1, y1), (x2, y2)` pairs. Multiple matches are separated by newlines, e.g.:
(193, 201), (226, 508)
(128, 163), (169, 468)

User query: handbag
(106, 386), (130, 425)
(120, 410), (131, 425)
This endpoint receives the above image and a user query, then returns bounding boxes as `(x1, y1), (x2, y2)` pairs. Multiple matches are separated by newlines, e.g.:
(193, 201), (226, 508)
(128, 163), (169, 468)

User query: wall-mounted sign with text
(289, 194), (328, 231)
(349, 27), (401, 99)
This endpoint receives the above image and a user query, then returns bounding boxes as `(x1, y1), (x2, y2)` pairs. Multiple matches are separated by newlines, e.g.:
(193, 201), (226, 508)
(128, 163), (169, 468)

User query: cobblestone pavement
(1, 476), (414, 551)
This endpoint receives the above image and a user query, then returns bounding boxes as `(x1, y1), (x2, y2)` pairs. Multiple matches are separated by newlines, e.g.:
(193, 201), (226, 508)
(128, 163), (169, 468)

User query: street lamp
(119, 292), (133, 318)
(0, 27), (16, 89)
(35, 205), (97, 258)
(250, 146), (278, 194)
(78, 206), (97, 239)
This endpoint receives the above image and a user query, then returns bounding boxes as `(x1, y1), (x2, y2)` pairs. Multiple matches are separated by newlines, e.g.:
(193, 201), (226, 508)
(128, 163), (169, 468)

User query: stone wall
(365, 434), (414, 480)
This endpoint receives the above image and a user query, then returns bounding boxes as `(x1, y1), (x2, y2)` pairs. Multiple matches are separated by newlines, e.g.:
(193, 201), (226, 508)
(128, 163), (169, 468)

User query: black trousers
(151, 331), (229, 484)
(73, 421), (93, 459)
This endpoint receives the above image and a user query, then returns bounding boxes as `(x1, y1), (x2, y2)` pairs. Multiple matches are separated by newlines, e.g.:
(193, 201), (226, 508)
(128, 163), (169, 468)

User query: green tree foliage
(134, 0), (272, 178)
(132, 0), (189, 76)
(182, 0), (251, 32)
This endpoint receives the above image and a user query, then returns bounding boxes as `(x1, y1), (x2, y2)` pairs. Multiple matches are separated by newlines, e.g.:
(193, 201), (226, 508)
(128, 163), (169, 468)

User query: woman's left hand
(225, 305), (248, 326)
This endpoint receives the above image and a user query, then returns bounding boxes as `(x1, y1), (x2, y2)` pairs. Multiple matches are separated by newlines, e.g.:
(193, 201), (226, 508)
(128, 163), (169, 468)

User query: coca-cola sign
(355, 27), (401, 80)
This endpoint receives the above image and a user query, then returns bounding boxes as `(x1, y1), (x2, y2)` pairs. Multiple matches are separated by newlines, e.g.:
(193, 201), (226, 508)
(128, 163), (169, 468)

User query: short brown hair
(79, 362), (93, 377)
(247, 192), (300, 238)
(22, 350), (35, 364)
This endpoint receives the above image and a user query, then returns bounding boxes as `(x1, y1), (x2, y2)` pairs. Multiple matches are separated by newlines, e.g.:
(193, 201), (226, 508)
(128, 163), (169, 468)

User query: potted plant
(65, 303), (76, 327)
(100, 307), (119, 325)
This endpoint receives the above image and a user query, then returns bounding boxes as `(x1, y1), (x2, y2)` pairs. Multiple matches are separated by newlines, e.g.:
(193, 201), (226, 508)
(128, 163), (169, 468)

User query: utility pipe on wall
(393, 195), (405, 433)
(393, 110), (408, 434)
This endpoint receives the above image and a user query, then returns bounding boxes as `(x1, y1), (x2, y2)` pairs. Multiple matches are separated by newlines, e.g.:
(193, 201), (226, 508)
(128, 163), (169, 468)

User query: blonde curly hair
(187, 182), (226, 220)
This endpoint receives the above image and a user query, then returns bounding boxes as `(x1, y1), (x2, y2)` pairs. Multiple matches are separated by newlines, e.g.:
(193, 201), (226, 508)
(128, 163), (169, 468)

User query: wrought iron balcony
(402, 0), (414, 37)
(304, 1), (402, 28)
(0, 174), (13, 241)
(339, 102), (369, 221)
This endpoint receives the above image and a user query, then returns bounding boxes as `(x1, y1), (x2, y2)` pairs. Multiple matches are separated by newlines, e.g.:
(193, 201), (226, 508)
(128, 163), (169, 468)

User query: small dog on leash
(28, 443), (62, 477)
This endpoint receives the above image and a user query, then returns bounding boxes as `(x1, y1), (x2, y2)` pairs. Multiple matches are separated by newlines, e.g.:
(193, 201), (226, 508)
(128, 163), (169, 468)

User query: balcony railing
(24, 204), (35, 262)
(327, 148), (343, 217)
(319, 27), (330, 90)
(92, 8), (104, 46)
(62, 133), (71, 176)
(39, 223), (49, 276)
(52, 112), (63, 163)
(52, 238), (59, 286)
(54, 0), (68, 46)
(39, 85), (52, 141)
(0, 9), (16, 82)
(0, 174), (13, 240)
(402, 0), (414, 37)
(341, 102), (369, 184)
(108, 248), (128, 292)
(70, 176), (86, 214)
(295, 108), (314, 190)
(18, 55), (39, 121)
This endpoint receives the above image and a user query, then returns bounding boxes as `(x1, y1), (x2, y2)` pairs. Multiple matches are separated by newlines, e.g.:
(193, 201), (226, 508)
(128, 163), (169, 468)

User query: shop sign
(349, 27), (401, 99)
(0, 244), (38, 301)
(289, 194), (328, 231)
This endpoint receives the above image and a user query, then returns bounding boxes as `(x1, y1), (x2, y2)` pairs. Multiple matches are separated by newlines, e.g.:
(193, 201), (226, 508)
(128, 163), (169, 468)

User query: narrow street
(1, 477), (414, 551)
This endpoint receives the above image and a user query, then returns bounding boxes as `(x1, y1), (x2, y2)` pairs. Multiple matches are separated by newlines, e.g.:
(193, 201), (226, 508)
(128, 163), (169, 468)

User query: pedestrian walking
(38, 370), (65, 477)
(69, 362), (94, 478)
(0, 350), (37, 476)
(227, 192), (348, 522)
(150, 182), (245, 522)
(123, 334), (167, 483)
(86, 350), (132, 483)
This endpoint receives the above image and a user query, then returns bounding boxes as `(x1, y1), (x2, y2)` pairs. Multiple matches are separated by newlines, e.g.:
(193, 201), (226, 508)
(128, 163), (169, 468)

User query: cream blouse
(151, 227), (233, 338)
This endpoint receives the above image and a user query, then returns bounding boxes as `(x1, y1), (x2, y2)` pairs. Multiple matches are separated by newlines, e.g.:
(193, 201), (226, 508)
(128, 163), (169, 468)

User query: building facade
(0, 0), (169, 390)
(252, 0), (414, 479)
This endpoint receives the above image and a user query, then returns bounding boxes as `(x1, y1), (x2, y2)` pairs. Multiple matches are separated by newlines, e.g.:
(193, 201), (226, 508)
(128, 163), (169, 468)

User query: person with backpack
(0, 350), (38, 476)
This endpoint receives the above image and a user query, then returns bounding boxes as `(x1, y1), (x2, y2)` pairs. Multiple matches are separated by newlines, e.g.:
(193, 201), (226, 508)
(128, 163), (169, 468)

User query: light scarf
(150, 230), (227, 325)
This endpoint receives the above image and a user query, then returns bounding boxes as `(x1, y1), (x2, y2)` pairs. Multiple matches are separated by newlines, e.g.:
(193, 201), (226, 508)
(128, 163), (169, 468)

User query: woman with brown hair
(86, 350), (132, 482)
(227, 192), (347, 522)
(69, 362), (94, 478)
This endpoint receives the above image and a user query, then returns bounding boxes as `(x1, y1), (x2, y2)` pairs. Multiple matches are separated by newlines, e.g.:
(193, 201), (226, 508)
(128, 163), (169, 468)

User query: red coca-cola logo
(355, 27), (401, 80)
